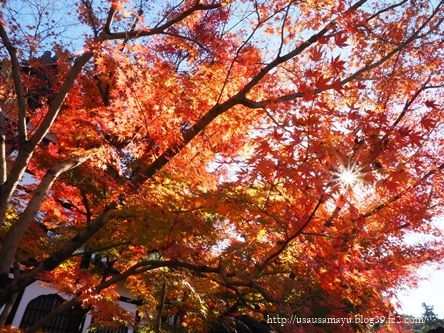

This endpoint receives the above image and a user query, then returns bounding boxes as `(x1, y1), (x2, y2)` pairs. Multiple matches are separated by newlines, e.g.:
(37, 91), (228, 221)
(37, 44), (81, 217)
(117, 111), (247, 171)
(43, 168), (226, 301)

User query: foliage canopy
(1, 0), (444, 332)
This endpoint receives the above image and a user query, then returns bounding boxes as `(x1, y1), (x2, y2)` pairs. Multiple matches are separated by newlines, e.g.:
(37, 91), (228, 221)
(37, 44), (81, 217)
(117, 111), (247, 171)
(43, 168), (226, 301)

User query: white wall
(10, 281), (61, 327)
(5, 281), (137, 333)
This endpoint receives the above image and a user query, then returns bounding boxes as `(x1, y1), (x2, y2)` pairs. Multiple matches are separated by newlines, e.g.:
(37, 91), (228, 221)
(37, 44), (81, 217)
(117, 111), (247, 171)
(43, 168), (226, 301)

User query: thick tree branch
(0, 155), (90, 277)
(20, 252), (307, 332)
(1, 1), (441, 328)
(155, 281), (167, 333)
(0, 262), (20, 327)
(0, 3), (123, 227)
(104, 3), (117, 33)
(24, 256), (280, 333)
(0, 21), (27, 143)
(0, 0), (230, 228)
(82, 0), (100, 38)
(22, 259), (217, 333)
(24, 298), (78, 333)
(133, 0), (369, 185)
(0, 109), (5, 185)
(0, 203), (120, 305)
(0, 1), (239, 307)
(0, 50), (96, 228)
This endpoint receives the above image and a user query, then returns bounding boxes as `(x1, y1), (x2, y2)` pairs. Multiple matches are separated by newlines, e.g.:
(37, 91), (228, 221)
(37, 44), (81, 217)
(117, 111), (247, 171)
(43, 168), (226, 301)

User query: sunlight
(339, 169), (358, 186)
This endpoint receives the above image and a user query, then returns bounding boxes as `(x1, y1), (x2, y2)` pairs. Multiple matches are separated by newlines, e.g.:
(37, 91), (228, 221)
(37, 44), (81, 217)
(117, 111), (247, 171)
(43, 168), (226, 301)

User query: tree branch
(104, 3), (116, 33)
(102, 2), (224, 41)
(0, 6), (117, 230)
(0, 203), (120, 305)
(132, 0), (370, 186)
(255, 179), (332, 276)
(0, 1), (242, 306)
(240, 0), (442, 110)
(362, 164), (444, 220)
(0, 155), (91, 277)
(0, 21), (27, 143)
(155, 281), (167, 333)
(21, 255), (289, 333)
(24, 298), (78, 333)
(82, 0), (100, 38)
(0, 108), (6, 185)
(0, 262), (20, 327)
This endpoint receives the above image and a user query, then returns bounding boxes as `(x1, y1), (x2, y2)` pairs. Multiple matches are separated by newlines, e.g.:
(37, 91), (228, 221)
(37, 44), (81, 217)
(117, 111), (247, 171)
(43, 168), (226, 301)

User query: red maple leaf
(331, 55), (346, 72)
(316, 75), (331, 90)
(420, 116), (436, 131)
(409, 131), (423, 146)
(334, 33), (349, 48)
(310, 47), (324, 62)
(425, 100), (438, 109)
(330, 79), (344, 96)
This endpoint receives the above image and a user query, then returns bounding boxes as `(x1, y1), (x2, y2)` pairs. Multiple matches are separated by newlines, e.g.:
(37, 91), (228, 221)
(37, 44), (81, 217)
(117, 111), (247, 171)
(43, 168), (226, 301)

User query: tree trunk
(0, 292), (18, 328)
(155, 281), (167, 333)
(68, 303), (89, 333)
(0, 262), (21, 329)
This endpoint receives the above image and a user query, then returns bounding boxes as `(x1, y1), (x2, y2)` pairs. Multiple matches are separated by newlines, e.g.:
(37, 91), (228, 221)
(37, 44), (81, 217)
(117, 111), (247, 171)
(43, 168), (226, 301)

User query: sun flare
(339, 169), (358, 185)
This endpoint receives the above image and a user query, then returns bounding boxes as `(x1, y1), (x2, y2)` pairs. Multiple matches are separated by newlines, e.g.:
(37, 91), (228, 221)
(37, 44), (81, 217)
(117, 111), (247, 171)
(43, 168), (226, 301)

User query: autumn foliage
(1, 0), (444, 332)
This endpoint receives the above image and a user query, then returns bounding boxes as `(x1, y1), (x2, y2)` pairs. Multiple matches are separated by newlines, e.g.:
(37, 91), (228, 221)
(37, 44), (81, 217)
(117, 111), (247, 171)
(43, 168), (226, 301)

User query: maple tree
(1, 0), (444, 332)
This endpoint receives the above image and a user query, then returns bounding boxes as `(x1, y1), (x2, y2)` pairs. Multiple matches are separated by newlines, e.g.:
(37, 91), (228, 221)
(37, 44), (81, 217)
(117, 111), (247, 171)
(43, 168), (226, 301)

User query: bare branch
(103, 2), (224, 40)
(104, 4), (117, 33)
(365, 0), (408, 22)
(82, 0), (100, 38)
(159, 31), (213, 54)
(391, 75), (432, 128)
(70, 242), (132, 258)
(277, 2), (291, 57)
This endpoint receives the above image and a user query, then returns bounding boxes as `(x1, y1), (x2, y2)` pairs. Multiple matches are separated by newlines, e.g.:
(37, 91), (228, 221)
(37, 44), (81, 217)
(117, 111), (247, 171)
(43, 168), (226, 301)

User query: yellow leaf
(256, 229), (267, 242)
